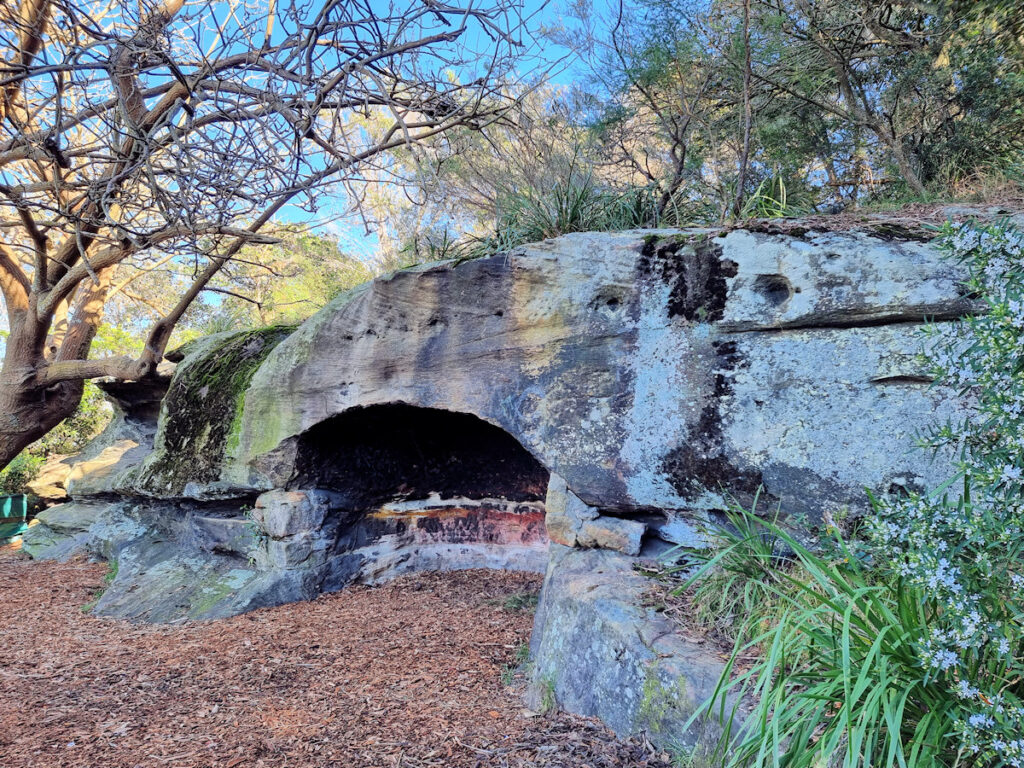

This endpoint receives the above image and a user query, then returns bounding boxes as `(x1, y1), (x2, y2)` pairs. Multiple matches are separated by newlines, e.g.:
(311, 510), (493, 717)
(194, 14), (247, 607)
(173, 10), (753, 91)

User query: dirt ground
(0, 548), (671, 768)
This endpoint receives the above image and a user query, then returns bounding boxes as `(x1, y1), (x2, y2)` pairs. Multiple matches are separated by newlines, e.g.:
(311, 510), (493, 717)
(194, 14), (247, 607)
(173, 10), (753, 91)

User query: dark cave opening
(289, 403), (551, 511)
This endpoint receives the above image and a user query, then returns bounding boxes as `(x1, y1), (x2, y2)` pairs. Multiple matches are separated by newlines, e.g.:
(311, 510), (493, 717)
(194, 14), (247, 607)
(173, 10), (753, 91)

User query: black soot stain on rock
(639, 235), (739, 322)
(659, 339), (772, 505)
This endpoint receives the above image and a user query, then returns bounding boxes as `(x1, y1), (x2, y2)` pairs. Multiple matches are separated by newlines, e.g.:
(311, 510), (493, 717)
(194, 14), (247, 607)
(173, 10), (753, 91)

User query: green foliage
(418, 162), (698, 262)
(739, 176), (807, 220)
(0, 382), (111, 494)
(500, 643), (532, 686)
(514, 642), (531, 665)
(671, 499), (797, 646)
(92, 323), (144, 360)
(669, 744), (717, 768)
(552, 0), (1024, 223)
(35, 382), (111, 457)
(501, 592), (539, 613)
(867, 222), (1024, 762)
(485, 590), (539, 613)
(184, 231), (374, 335)
(539, 675), (557, 714)
(0, 453), (44, 495)
(81, 559), (118, 613)
(692, 513), (956, 768)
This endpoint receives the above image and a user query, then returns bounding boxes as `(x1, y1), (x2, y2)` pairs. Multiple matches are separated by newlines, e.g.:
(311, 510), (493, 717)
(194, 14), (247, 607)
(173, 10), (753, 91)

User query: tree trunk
(0, 346), (83, 470)
(733, 0), (753, 218)
(885, 136), (927, 197)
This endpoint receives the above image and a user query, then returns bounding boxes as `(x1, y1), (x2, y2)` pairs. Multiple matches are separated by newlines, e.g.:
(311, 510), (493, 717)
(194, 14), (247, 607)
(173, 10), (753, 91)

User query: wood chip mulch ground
(0, 548), (672, 768)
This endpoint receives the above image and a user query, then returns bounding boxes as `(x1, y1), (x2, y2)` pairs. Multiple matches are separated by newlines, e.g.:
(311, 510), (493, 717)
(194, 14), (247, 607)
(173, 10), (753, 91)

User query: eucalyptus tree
(0, 0), (538, 468)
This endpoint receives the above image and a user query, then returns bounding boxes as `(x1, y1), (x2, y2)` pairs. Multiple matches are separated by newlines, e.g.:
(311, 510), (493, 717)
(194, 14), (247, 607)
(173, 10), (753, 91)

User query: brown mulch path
(0, 548), (670, 768)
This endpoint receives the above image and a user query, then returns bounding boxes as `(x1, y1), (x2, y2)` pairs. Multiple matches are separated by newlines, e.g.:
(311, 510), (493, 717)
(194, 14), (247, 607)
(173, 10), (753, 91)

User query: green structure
(0, 495), (28, 540)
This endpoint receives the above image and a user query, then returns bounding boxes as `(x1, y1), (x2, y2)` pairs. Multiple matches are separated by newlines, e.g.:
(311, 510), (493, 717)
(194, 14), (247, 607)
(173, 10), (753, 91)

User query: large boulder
(26, 454), (75, 505)
(223, 229), (968, 534)
(24, 227), (974, 750)
(32, 226), (972, 616)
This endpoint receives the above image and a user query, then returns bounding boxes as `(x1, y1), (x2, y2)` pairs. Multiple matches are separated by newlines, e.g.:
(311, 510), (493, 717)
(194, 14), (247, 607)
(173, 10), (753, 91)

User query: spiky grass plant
(674, 500), (797, 647)
(689, 513), (960, 768)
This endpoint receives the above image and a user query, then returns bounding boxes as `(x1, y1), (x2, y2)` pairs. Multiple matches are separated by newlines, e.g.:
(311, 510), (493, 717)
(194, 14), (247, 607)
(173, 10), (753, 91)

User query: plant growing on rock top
(688, 221), (1024, 767)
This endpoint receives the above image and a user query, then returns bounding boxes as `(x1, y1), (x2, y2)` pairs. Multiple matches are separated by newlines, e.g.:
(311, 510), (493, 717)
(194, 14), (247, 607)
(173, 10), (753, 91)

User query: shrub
(694, 514), (958, 768)
(689, 220), (1024, 767)
(869, 220), (1024, 764)
(35, 382), (110, 457)
(0, 452), (45, 495)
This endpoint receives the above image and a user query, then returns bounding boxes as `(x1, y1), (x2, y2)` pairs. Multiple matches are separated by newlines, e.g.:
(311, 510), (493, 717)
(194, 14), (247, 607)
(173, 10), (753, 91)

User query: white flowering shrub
(693, 221), (1024, 768)
(871, 220), (1024, 765)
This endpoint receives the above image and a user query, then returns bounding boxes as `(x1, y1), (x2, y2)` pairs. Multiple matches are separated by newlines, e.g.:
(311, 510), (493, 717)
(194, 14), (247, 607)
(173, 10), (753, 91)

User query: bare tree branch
(0, 0), (542, 468)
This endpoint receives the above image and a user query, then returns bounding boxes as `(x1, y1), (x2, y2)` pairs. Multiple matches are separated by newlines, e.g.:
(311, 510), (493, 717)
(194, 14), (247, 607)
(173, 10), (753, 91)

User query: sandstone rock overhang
(219, 227), (969, 535)
(27, 226), (971, 598)
(22, 226), (972, 751)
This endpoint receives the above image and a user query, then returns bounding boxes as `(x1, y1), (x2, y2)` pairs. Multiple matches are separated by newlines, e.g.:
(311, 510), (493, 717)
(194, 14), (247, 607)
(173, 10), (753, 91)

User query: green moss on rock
(135, 326), (294, 495)
(637, 662), (690, 734)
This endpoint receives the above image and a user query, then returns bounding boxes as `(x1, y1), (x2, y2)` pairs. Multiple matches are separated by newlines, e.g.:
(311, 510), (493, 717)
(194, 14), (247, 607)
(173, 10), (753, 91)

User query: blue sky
(298, 0), (592, 258)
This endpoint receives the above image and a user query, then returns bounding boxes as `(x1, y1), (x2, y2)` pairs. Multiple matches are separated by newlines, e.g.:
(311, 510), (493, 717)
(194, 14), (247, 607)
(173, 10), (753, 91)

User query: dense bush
(0, 453), (45, 496)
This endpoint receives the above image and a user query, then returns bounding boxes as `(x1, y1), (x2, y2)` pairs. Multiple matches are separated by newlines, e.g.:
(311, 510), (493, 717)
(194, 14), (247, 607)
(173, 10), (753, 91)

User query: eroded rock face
(544, 473), (645, 555)
(33, 227), (970, 605)
(23, 491), (548, 623)
(25, 227), (972, 748)
(220, 229), (967, 536)
(128, 327), (293, 499)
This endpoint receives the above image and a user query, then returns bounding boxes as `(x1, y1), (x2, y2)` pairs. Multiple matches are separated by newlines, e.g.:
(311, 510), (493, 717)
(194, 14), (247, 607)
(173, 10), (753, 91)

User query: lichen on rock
(131, 326), (294, 497)
(638, 233), (739, 322)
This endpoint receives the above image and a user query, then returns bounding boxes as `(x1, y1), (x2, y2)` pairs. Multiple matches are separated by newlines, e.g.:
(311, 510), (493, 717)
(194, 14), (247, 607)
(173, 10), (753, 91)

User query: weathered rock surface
(21, 501), (147, 562)
(63, 363), (174, 499)
(26, 493), (548, 623)
(223, 229), (967, 535)
(529, 545), (732, 751)
(545, 474), (646, 555)
(24, 227), (974, 749)
(128, 329), (292, 499)
(26, 454), (75, 504)
(55, 230), (966, 537)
